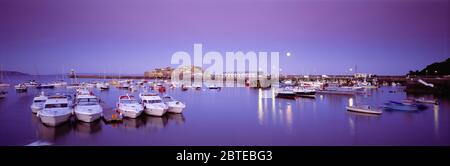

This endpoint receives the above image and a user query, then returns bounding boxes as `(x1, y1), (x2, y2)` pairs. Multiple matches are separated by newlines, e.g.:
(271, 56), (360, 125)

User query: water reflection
(434, 104), (439, 140)
(167, 113), (185, 125)
(257, 89), (294, 130)
(74, 120), (102, 136)
(33, 116), (72, 142)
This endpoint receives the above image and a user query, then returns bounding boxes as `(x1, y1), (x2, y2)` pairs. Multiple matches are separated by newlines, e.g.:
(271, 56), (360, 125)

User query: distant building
(354, 73), (373, 78)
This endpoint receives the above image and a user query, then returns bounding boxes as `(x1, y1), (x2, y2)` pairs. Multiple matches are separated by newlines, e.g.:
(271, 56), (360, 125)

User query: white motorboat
(162, 96), (186, 114)
(346, 105), (382, 115)
(38, 95), (73, 126)
(30, 92), (47, 113)
(74, 94), (103, 122)
(14, 83), (28, 92)
(117, 95), (144, 118)
(139, 92), (168, 116)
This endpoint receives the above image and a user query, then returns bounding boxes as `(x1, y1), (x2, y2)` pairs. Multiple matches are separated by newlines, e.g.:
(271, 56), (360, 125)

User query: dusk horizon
(1, 0), (448, 75)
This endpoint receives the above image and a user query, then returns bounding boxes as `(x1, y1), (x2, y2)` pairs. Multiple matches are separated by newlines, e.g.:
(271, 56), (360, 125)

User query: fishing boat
(30, 92), (47, 113)
(162, 96), (186, 114)
(346, 105), (382, 115)
(14, 84), (28, 92)
(139, 92), (168, 116)
(117, 95), (144, 118)
(74, 94), (103, 122)
(275, 87), (297, 99)
(383, 101), (420, 112)
(38, 95), (73, 126)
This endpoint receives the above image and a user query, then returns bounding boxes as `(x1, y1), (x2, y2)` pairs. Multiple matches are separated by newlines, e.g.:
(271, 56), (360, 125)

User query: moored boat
(74, 94), (103, 122)
(140, 92), (168, 116)
(117, 94), (144, 118)
(30, 92), (47, 113)
(275, 87), (297, 99)
(346, 105), (382, 115)
(38, 95), (73, 126)
(162, 96), (186, 114)
(14, 83), (27, 92)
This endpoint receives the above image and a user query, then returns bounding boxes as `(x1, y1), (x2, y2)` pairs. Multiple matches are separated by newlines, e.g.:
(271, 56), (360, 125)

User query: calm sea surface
(0, 76), (449, 146)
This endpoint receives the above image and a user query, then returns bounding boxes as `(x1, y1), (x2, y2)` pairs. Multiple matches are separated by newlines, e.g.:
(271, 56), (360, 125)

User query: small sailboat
(30, 92), (47, 113)
(346, 105), (382, 115)
(117, 94), (144, 118)
(140, 92), (168, 116)
(162, 96), (186, 114)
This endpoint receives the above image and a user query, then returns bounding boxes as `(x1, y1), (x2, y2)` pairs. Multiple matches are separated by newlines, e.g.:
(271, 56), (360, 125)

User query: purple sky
(0, 0), (449, 75)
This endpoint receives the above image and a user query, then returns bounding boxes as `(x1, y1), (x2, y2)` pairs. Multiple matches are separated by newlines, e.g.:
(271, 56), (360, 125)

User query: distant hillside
(408, 58), (450, 76)
(0, 70), (29, 76)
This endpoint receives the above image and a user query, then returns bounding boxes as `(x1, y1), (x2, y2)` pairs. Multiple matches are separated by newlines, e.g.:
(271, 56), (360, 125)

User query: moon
(286, 52), (291, 57)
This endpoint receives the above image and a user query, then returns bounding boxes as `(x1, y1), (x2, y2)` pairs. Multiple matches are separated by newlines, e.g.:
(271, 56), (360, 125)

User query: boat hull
(75, 112), (102, 123)
(346, 106), (382, 115)
(167, 106), (184, 114)
(120, 109), (142, 118)
(39, 113), (71, 126)
(145, 108), (167, 116)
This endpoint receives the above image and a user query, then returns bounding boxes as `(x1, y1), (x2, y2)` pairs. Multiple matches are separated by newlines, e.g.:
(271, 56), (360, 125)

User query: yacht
(14, 84), (28, 92)
(38, 95), (73, 126)
(162, 96), (186, 114)
(117, 95), (144, 118)
(139, 92), (168, 116)
(74, 94), (103, 122)
(30, 92), (47, 113)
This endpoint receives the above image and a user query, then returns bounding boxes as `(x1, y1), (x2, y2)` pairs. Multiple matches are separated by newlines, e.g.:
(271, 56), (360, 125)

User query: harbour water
(0, 75), (449, 146)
